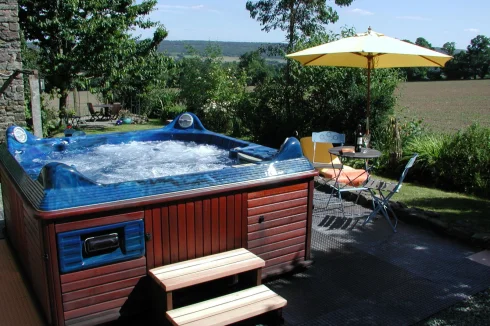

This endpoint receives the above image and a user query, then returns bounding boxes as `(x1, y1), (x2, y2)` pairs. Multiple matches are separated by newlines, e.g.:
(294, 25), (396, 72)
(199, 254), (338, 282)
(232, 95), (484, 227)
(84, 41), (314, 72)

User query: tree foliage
(246, 0), (353, 51)
(18, 0), (168, 113)
(466, 35), (490, 79)
(178, 46), (248, 135)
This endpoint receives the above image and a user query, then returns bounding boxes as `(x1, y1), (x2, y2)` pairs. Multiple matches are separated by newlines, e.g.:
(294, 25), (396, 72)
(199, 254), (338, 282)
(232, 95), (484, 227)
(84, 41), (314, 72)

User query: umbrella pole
(366, 56), (372, 135)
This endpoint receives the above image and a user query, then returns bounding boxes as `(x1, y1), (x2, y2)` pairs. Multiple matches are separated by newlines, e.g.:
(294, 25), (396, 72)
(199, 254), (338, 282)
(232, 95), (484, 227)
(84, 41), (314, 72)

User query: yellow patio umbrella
(286, 27), (452, 134)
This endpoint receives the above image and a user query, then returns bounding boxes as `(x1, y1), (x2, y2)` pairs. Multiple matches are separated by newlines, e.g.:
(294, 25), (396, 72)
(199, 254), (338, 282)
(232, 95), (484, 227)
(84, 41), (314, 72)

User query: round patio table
(328, 146), (381, 159)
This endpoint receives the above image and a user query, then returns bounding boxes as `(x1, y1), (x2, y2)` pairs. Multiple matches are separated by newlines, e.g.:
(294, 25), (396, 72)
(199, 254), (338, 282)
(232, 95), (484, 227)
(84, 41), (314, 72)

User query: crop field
(395, 80), (490, 133)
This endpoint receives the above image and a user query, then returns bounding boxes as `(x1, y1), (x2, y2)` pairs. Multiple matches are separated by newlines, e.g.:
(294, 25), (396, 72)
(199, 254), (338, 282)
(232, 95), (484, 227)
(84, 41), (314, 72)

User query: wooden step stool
(149, 248), (287, 326)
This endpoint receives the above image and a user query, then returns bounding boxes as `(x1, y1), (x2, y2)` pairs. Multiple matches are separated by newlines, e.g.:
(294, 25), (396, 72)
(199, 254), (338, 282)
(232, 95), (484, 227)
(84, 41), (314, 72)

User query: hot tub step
(149, 248), (264, 292)
(165, 284), (286, 326)
(149, 248), (265, 310)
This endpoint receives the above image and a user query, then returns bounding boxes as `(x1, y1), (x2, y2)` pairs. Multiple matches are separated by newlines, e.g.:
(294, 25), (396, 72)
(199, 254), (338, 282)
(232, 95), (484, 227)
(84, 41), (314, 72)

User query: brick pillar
(0, 0), (25, 143)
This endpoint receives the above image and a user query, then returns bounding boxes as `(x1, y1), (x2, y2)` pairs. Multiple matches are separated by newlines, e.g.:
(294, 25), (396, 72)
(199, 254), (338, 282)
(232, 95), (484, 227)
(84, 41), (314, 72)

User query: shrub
(437, 124), (490, 198)
(403, 133), (449, 181)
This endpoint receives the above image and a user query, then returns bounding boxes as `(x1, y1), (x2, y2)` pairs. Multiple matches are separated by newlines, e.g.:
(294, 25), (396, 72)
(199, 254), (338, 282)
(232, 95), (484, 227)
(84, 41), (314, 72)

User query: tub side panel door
(145, 194), (245, 269)
(246, 181), (312, 277)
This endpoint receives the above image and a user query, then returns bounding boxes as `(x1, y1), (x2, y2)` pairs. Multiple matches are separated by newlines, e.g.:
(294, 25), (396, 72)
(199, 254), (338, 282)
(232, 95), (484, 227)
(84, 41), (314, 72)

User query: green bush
(403, 133), (449, 181)
(437, 124), (490, 198)
(178, 45), (248, 135)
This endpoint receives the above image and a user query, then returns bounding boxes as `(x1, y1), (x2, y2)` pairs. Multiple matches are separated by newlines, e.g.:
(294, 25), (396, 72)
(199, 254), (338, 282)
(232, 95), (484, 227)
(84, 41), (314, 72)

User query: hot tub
(0, 113), (316, 325)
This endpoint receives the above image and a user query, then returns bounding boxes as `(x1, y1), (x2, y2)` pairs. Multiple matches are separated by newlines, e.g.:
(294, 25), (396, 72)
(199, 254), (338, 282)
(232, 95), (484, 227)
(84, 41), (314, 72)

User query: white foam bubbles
(44, 140), (235, 184)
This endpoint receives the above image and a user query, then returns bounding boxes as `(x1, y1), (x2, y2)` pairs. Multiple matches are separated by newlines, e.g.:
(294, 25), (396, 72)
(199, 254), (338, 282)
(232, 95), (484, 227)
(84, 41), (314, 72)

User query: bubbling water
(37, 140), (236, 184)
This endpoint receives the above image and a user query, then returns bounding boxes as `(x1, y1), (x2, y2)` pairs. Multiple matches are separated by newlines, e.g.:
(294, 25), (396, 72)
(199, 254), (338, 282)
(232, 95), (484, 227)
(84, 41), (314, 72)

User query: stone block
(9, 22), (17, 31)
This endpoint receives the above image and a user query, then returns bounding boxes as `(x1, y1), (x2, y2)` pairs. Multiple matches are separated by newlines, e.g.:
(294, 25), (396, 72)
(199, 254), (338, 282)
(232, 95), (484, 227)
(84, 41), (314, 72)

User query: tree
(238, 50), (272, 85)
(246, 0), (353, 52)
(415, 37), (433, 50)
(442, 42), (456, 56)
(18, 0), (168, 114)
(401, 38), (434, 81)
(444, 51), (471, 80)
(467, 35), (490, 79)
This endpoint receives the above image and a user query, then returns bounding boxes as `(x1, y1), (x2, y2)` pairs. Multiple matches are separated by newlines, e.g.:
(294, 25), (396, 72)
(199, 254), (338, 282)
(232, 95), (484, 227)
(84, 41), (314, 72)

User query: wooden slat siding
(248, 213), (307, 233)
(145, 208), (154, 270)
(177, 203), (187, 261)
(63, 277), (141, 302)
(202, 199), (212, 256)
(162, 206), (171, 265)
(211, 198), (219, 254)
(247, 189), (308, 208)
(168, 204), (179, 263)
(24, 211), (51, 324)
(186, 202), (196, 260)
(194, 200), (204, 258)
(226, 195), (235, 251)
(61, 257), (146, 284)
(305, 180), (314, 260)
(62, 266), (146, 293)
(248, 221), (307, 241)
(241, 193), (248, 248)
(251, 243), (305, 262)
(248, 197), (308, 217)
(55, 211), (144, 233)
(248, 236), (306, 256)
(219, 196), (227, 252)
(64, 297), (128, 321)
(63, 286), (134, 312)
(248, 182), (308, 199)
(47, 223), (65, 326)
(248, 205), (307, 225)
(248, 229), (306, 249)
(234, 194), (242, 249)
(153, 207), (163, 267)
(264, 250), (305, 268)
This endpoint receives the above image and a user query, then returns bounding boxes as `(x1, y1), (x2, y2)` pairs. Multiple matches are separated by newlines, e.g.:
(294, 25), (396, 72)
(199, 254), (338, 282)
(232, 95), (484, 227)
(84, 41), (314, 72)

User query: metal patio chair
(308, 131), (369, 218)
(362, 153), (419, 232)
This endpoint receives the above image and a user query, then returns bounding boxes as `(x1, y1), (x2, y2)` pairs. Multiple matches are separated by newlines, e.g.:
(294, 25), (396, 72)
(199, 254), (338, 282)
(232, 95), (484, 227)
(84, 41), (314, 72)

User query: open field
(395, 80), (490, 133)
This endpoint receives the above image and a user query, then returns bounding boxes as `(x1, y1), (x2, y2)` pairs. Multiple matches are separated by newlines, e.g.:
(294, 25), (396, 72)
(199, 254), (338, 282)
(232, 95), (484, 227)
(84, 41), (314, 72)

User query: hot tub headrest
(38, 162), (99, 189)
(164, 112), (206, 131)
(273, 137), (306, 161)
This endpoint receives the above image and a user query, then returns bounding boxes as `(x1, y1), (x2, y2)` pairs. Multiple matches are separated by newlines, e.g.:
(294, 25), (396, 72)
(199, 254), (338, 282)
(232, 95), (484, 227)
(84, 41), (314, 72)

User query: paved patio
(264, 189), (490, 325)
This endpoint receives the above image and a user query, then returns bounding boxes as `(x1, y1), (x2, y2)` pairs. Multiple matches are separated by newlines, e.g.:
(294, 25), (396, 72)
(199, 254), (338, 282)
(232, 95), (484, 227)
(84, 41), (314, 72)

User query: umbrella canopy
(286, 27), (453, 133)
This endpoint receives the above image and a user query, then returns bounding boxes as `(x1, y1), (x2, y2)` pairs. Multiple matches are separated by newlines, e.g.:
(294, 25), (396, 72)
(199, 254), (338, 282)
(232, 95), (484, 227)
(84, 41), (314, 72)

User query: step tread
(149, 248), (265, 292)
(166, 285), (287, 326)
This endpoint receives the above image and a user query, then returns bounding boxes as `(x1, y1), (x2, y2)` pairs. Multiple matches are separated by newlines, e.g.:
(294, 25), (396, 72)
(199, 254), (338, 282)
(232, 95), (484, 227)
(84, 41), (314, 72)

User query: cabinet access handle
(84, 233), (119, 254)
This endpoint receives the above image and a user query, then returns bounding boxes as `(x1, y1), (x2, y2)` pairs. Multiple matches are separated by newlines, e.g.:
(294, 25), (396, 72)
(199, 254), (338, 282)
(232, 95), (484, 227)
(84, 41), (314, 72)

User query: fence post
(28, 71), (43, 138)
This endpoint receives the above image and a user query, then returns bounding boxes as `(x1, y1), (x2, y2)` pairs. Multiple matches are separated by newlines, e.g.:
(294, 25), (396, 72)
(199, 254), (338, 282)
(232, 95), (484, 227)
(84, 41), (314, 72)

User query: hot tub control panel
(57, 219), (145, 273)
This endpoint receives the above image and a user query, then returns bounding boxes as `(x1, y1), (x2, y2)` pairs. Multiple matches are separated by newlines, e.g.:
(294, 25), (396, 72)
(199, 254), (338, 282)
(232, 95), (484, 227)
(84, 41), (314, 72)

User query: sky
(136, 0), (490, 49)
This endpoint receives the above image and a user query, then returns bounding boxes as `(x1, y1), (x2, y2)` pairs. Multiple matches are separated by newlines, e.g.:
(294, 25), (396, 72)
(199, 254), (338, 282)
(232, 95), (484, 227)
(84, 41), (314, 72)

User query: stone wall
(0, 0), (25, 143)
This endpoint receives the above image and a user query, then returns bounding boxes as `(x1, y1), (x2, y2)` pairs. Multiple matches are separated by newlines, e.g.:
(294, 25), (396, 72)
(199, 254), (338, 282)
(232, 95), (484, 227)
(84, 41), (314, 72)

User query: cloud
(396, 16), (431, 21)
(156, 4), (220, 13)
(350, 8), (374, 16)
(464, 28), (479, 33)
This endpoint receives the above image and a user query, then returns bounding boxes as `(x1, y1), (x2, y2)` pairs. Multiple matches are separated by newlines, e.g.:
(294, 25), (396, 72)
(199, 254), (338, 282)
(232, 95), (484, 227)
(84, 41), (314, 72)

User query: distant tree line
(158, 40), (284, 58)
(401, 35), (490, 81)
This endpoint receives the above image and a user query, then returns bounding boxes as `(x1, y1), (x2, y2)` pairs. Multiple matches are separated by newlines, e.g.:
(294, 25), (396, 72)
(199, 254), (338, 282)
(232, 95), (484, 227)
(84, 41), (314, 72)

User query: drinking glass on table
(363, 133), (371, 149)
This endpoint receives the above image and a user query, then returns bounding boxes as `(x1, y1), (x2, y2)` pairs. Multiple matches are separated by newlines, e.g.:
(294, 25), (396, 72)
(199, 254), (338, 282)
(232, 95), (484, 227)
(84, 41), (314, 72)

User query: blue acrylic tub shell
(57, 219), (145, 273)
(1, 113), (315, 211)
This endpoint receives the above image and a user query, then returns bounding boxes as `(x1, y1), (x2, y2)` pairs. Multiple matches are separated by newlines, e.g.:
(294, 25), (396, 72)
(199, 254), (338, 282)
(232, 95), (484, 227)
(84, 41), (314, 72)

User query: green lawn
(375, 175), (490, 232)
